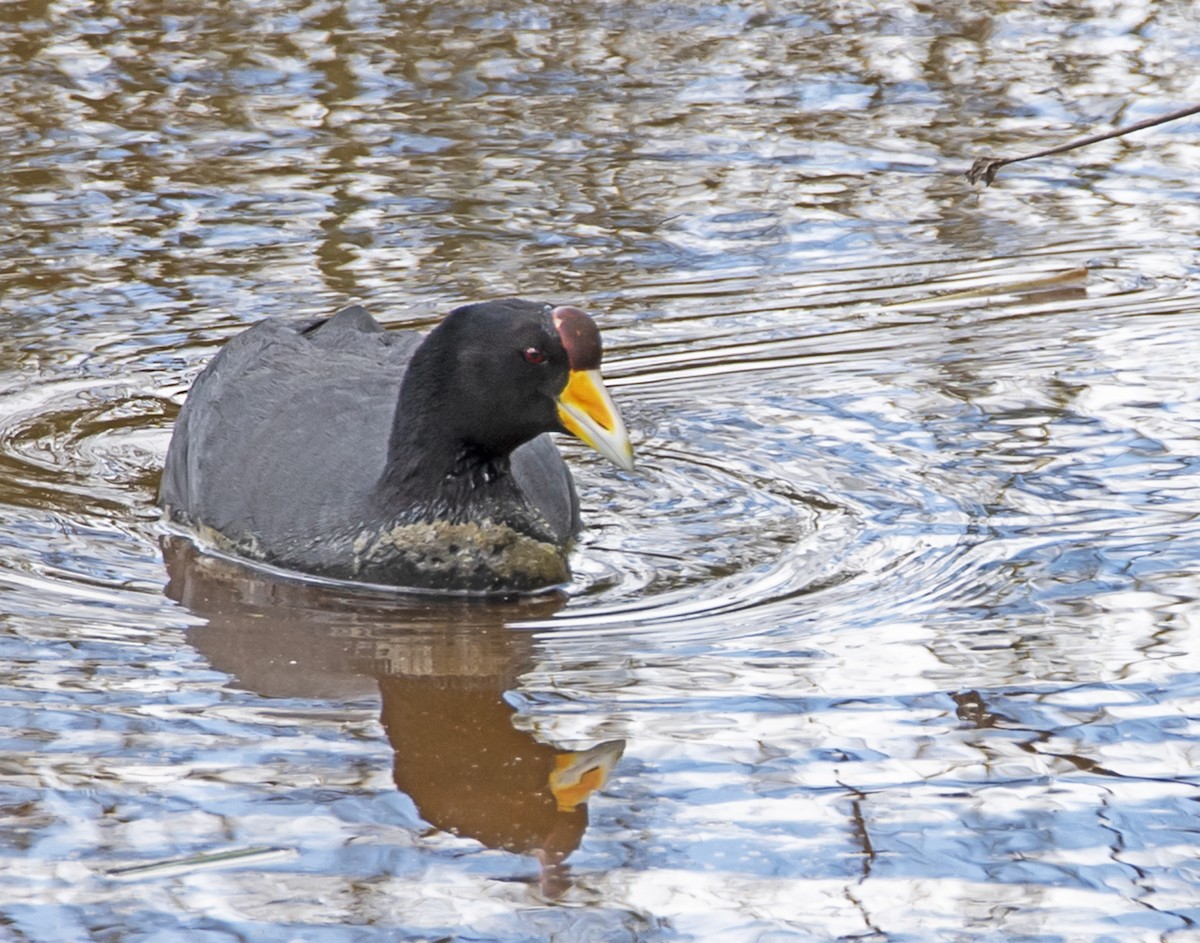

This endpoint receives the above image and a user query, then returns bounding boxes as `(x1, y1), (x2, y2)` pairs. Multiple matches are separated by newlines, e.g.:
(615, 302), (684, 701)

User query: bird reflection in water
(162, 536), (624, 897)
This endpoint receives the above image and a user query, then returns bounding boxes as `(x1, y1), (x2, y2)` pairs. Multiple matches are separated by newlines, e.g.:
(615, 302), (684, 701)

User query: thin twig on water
(965, 102), (1200, 186)
(104, 846), (297, 881)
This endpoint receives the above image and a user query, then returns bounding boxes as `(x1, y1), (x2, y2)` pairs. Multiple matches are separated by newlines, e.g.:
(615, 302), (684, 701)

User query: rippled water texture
(3, 1), (1200, 940)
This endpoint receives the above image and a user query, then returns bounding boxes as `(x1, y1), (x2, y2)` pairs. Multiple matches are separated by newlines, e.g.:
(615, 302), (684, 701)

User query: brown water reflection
(164, 537), (623, 898)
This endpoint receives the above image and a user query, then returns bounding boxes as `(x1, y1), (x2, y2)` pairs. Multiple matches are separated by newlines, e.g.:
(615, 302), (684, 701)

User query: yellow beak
(556, 369), (634, 472)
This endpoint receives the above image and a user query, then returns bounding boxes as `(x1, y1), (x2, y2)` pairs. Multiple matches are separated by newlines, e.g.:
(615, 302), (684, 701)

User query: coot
(158, 299), (633, 592)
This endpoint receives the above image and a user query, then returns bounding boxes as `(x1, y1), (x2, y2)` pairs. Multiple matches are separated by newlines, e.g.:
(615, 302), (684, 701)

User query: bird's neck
(381, 432), (510, 506)
(373, 340), (554, 543)
(377, 403), (547, 539)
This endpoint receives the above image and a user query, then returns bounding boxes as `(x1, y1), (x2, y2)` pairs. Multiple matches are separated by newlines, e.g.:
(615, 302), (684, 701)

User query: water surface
(2, 1), (1200, 940)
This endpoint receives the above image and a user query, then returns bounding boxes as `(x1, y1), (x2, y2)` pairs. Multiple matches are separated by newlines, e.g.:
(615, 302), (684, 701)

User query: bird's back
(160, 308), (419, 557)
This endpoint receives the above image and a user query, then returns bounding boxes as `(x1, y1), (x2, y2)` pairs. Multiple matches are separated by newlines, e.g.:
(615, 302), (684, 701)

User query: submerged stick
(965, 102), (1200, 186)
(104, 846), (297, 881)
(884, 266), (1089, 309)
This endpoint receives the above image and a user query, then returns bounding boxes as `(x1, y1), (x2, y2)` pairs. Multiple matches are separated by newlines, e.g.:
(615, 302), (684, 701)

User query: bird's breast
(351, 518), (570, 593)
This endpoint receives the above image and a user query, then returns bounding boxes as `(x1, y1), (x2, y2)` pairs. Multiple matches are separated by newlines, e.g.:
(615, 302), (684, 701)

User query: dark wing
(510, 434), (580, 544)
(159, 307), (421, 553)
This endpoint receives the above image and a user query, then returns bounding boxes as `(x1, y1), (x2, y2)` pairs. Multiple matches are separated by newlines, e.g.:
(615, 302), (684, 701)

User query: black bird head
(405, 298), (633, 470)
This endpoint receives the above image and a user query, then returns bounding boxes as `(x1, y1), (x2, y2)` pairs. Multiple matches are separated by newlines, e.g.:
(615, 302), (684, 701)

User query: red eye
(523, 347), (546, 365)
